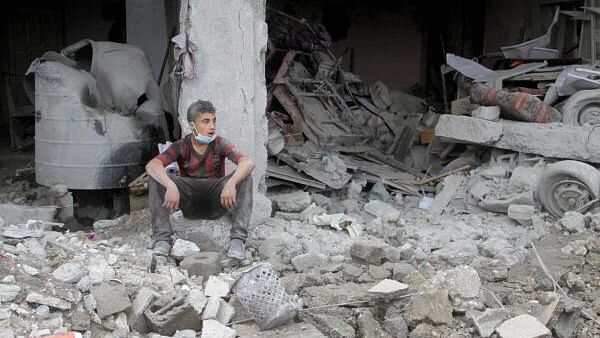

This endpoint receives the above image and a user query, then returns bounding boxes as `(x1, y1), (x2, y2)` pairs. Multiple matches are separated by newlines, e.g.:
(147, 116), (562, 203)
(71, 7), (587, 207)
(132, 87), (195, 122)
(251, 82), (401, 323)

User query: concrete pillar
(126, 0), (168, 78)
(178, 0), (271, 221)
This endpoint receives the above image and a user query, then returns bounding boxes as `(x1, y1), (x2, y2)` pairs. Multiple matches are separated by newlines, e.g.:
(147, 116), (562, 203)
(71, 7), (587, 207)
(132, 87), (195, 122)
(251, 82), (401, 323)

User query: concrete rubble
(1, 12), (600, 338)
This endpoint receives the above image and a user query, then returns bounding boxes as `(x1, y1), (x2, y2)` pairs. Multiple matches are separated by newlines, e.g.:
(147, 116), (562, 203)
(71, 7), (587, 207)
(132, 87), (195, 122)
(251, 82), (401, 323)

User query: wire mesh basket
(232, 262), (302, 330)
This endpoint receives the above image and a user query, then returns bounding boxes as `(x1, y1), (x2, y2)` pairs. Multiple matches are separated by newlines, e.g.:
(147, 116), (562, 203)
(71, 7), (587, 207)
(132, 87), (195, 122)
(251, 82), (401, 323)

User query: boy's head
(187, 99), (216, 137)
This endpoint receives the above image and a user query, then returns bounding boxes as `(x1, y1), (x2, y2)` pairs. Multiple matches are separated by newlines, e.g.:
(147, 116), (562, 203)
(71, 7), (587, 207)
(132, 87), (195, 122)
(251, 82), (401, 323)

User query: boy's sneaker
(152, 240), (172, 256)
(227, 239), (246, 260)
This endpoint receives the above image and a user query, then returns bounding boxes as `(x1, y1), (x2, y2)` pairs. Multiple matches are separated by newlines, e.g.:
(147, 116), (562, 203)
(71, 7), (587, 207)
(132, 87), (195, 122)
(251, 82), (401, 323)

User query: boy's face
(190, 112), (216, 136)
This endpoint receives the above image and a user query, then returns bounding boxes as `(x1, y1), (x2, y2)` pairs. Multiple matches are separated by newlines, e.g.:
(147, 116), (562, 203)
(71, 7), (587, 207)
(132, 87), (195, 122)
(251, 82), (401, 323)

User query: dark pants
(149, 173), (252, 244)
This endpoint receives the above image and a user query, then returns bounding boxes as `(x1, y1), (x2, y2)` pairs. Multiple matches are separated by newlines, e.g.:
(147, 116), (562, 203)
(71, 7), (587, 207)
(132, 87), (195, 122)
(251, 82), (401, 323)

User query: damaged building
(0, 0), (599, 337)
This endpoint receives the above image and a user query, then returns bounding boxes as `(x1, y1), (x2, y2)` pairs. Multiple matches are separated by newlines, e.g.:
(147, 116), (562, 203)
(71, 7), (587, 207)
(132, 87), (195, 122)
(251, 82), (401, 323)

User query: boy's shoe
(152, 240), (172, 256)
(227, 239), (246, 260)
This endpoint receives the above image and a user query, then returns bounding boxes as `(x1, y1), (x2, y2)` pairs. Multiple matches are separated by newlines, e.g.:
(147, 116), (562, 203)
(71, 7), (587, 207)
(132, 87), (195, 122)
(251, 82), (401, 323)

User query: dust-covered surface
(0, 149), (599, 338)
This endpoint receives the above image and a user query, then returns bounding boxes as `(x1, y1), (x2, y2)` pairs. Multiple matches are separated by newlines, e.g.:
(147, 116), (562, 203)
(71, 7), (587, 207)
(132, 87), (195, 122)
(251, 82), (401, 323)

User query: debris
(507, 204), (536, 226)
(170, 239), (201, 260)
(495, 314), (551, 338)
(429, 175), (466, 215)
(291, 253), (329, 272)
(559, 211), (586, 233)
(357, 309), (393, 338)
(406, 289), (453, 326)
(307, 313), (356, 338)
(364, 200), (400, 223)
(0, 203), (56, 226)
(91, 282), (131, 318)
(52, 262), (87, 284)
(436, 115), (600, 164)
(144, 294), (201, 336)
(204, 275), (232, 298)
(25, 292), (71, 310)
(0, 284), (20, 302)
(180, 252), (222, 280)
(201, 319), (236, 338)
(350, 240), (389, 265)
(368, 279), (409, 296)
(272, 191), (312, 212)
(470, 308), (511, 338)
(472, 106), (500, 121)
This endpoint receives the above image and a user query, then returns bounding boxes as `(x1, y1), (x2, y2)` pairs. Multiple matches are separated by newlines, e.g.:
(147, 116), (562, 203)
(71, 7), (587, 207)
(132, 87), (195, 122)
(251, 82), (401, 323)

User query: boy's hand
(221, 182), (237, 209)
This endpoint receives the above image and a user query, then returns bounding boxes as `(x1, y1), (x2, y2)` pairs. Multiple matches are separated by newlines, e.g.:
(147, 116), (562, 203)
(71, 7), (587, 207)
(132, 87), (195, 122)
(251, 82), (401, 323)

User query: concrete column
(126, 0), (168, 78)
(178, 0), (271, 221)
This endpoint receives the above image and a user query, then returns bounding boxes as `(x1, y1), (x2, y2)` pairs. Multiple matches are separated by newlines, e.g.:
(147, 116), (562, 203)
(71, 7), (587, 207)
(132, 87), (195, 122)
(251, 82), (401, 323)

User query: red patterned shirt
(154, 134), (243, 178)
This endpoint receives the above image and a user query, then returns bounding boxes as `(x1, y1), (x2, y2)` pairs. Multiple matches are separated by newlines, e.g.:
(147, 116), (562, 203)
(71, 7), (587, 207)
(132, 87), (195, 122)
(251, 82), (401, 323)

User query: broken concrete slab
(25, 292), (71, 310)
(91, 282), (131, 318)
(406, 289), (453, 326)
(52, 262), (87, 284)
(180, 252), (221, 280)
(429, 175), (466, 215)
(424, 265), (481, 300)
(127, 287), (157, 334)
(201, 319), (236, 338)
(435, 115), (503, 144)
(145, 294), (201, 336)
(472, 105), (500, 121)
(291, 253), (329, 272)
(216, 298), (235, 324)
(470, 308), (511, 337)
(507, 204), (535, 225)
(350, 240), (389, 265)
(272, 191), (312, 212)
(170, 239), (201, 260)
(559, 211), (586, 233)
(239, 322), (326, 337)
(204, 275), (232, 298)
(368, 279), (409, 297)
(357, 309), (393, 338)
(0, 284), (21, 302)
(305, 313), (355, 338)
(364, 200), (400, 223)
(202, 297), (221, 320)
(436, 114), (600, 164)
(495, 314), (551, 338)
(383, 315), (408, 338)
(187, 288), (207, 315)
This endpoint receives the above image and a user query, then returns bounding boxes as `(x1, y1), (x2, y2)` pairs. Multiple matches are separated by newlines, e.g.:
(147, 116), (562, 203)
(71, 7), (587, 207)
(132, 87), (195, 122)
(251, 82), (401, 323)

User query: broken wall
(178, 0), (271, 221)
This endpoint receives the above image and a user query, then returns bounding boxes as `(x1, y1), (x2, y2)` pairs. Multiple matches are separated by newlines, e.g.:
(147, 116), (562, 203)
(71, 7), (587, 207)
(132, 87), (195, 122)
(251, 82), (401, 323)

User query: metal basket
(232, 263), (302, 330)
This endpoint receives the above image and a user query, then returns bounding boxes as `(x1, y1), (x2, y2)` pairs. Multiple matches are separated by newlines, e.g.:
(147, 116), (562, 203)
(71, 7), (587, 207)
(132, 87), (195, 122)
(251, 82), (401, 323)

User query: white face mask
(191, 123), (217, 144)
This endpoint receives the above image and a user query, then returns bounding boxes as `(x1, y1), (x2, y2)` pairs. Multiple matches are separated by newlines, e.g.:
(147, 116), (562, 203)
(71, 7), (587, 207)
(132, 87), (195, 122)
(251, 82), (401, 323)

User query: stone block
(435, 115), (503, 144)
(272, 191), (312, 212)
(25, 292), (71, 310)
(91, 282), (131, 318)
(357, 309), (393, 338)
(350, 240), (388, 265)
(127, 287), (157, 333)
(383, 316), (408, 338)
(204, 275), (233, 298)
(202, 297), (220, 320)
(216, 299), (235, 324)
(559, 211), (586, 233)
(308, 313), (355, 338)
(508, 204), (535, 225)
(291, 253), (329, 272)
(368, 279), (409, 297)
(171, 239), (201, 260)
(364, 200), (400, 223)
(201, 319), (236, 338)
(406, 289), (453, 326)
(0, 284), (20, 302)
(144, 294), (201, 336)
(51, 262), (87, 284)
(472, 105), (500, 121)
(495, 314), (551, 338)
(180, 252), (221, 280)
(470, 308), (510, 337)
